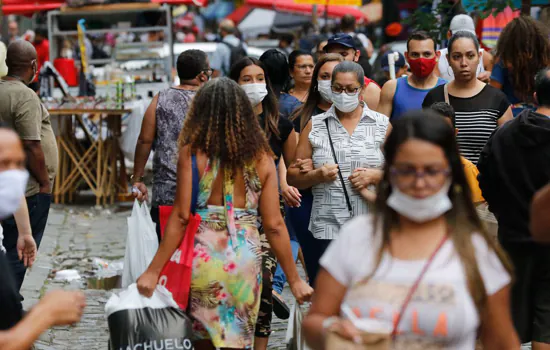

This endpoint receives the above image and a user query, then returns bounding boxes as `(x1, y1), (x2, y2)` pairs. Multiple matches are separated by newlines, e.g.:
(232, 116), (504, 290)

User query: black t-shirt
(0, 252), (23, 330)
(258, 113), (294, 165)
(422, 85), (510, 164)
(292, 105), (328, 133)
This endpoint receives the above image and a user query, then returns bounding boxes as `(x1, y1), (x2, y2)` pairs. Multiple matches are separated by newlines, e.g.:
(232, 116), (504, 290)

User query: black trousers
(500, 240), (550, 344)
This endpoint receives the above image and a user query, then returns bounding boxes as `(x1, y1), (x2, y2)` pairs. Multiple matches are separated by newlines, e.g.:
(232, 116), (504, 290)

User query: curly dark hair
(179, 78), (272, 169)
(495, 16), (550, 102)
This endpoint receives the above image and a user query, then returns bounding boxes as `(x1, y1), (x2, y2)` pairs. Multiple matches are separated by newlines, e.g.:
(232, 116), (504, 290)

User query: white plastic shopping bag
(286, 303), (312, 350)
(105, 284), (193, 350)
(121, 200), (159, 288)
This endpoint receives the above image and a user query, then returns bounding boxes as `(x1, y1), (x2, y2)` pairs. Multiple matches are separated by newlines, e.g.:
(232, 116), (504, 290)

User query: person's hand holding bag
(289, 278), (314, 305)
(136, 270), (160, 298)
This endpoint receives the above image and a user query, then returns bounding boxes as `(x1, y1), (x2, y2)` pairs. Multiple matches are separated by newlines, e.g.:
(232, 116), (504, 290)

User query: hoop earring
(447, 66), (453, 77)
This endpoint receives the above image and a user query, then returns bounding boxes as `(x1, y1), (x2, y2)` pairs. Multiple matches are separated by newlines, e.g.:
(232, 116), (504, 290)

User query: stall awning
(2, 0), (64, 15)
(244, 0), (367, 22)
(151, 0), (208, 6)
(1, 0), (208, 15)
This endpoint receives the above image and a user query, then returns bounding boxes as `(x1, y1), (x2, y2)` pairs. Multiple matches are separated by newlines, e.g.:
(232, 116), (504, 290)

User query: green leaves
(404, 0), (514, 43)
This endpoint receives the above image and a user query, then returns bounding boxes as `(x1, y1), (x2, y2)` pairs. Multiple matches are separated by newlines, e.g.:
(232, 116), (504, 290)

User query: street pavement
(22, 203), (296, 350)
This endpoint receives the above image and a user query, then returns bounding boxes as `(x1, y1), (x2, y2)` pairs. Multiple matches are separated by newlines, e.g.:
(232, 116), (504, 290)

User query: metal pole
(312, 4), (318, 30)
(521, 0), (531, 15)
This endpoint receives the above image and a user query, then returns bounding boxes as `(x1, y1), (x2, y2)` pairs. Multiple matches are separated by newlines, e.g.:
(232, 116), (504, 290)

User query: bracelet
(322, 316), (339, 332)
(130, 175), (144, 183)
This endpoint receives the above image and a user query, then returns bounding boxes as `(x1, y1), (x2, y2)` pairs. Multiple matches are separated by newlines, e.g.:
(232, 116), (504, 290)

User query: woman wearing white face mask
(229, 58), (312, 350)
(283, 54), (343, 285)
(287, 61), (390, 284)
(303, 111), (519, 350)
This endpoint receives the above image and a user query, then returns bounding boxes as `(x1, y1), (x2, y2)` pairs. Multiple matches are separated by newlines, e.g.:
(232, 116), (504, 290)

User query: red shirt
(33, 39), (49, 82)
(364, 76), (380, 88)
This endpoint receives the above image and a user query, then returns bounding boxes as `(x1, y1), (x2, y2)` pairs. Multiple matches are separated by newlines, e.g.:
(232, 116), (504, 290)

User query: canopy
(2, 0), (64, 15)
(244, 0), (368, 22)
(231, 6), (334, 38)
(1, 0), (208, 15)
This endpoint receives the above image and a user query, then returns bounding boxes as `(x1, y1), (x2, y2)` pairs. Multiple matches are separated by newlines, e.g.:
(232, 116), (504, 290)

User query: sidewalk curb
(20, 210), (66, 310)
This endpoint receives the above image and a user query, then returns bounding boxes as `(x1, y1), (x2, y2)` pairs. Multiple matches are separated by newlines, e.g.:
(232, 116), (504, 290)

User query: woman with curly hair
(229, 57), (307, 349)
(136, 78), (311, 350)
(490, 15), (550, 116)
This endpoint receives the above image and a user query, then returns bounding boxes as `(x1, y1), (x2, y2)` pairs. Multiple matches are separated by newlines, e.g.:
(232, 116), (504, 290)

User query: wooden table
(49, 108), (132, 206)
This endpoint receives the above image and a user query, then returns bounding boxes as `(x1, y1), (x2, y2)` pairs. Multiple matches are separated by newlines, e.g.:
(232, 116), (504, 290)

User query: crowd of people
(1, 11), (550, 350)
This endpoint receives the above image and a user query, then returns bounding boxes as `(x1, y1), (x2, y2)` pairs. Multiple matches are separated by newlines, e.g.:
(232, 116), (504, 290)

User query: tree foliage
(406, 0), (516, 42)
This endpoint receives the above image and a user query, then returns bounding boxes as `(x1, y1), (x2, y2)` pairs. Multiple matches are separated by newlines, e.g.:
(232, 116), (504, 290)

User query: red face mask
(408, 57), (437, 78)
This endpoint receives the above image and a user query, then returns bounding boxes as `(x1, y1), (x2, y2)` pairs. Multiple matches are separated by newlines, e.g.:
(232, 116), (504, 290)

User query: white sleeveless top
(308, 105), (388, 240)
(438, 48), (485, 82)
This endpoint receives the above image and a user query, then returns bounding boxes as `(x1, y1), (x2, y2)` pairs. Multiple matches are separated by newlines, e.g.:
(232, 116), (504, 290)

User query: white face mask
(387, 180), (453, 223)
(0, 169), (29, 220)
(332, 91), (360, 113)
(317, 80), (333, 103)
(241, 83), (268, 107)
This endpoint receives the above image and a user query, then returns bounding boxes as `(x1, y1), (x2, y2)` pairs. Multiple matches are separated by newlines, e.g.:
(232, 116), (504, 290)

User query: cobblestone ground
(23, 203), (296, 350)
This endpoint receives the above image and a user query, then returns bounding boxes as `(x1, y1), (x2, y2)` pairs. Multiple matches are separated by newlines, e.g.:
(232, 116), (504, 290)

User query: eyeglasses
(331, 86), (361, 96)
(295, 64), (314, 71)
(389, 166), (451, 189)
(202, 68), (213, 76)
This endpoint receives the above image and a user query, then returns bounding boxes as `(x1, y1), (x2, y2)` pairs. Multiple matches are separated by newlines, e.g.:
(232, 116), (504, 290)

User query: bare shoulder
(381, 79), (398, 93)
(366, 82), (381, 94)
(255, 153), (276, 183)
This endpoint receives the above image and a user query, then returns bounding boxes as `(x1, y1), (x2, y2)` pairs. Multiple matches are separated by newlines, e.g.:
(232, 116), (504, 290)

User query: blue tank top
(391, 77), (447, 121)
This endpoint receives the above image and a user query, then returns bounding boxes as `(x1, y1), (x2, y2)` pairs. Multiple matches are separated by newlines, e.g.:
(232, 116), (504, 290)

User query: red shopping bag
(158, 205), (201, 310)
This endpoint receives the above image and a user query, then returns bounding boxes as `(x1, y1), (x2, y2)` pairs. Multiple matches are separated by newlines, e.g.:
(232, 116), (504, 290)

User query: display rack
(47, 3), (174, 82)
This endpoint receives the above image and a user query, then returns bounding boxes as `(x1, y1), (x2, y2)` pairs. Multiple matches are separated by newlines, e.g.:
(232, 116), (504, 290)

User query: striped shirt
(423, 85), (510, 164)
(308, 105), (388, 240)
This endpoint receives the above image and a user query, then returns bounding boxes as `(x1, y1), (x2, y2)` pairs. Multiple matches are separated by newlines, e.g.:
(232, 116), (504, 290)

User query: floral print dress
(190, 159), (263, 349)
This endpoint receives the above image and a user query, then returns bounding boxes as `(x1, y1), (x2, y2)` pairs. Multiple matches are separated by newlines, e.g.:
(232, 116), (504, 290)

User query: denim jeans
(284, 190), (331, 286)
(2, 193), (52, 291)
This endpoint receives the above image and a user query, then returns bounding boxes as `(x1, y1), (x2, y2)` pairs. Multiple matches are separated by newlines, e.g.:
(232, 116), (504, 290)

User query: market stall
(44, 98), (133, 205)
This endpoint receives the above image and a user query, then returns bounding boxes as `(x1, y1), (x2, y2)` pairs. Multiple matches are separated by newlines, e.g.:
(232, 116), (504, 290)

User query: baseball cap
(381, 52), (406, 72)
(324, 33), (356, 52)
(449, 14), (476, 35)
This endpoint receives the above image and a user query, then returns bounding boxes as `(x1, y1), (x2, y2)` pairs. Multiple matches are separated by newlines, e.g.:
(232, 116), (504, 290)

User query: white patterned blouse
(308, 105), (388, 240)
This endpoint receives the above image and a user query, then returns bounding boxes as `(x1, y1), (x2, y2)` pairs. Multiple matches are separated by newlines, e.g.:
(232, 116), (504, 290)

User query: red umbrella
(227, 5), (254, 23)
(245, 0), (367, 22)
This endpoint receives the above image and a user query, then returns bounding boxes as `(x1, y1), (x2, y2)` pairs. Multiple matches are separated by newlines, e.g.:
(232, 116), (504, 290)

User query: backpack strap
(220, 40), (238, 75)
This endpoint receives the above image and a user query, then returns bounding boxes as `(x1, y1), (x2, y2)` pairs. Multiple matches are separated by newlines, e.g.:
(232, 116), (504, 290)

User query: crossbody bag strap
(391, 235), (448, 338)
(443, 83), (450, 104)
(324, 118), (353, 217)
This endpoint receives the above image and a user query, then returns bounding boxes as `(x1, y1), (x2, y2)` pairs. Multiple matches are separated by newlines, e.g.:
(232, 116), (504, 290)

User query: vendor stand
(45, 98), (132, 206)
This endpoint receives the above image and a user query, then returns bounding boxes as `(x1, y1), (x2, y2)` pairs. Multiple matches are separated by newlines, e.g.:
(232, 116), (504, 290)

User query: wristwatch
(130, 175), (144, 183)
